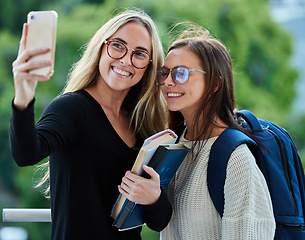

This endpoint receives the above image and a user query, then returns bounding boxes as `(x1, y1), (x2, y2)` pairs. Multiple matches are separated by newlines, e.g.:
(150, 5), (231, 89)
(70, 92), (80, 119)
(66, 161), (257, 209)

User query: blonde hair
(37, 9), (169, 196)
(64, 8), (168, 136)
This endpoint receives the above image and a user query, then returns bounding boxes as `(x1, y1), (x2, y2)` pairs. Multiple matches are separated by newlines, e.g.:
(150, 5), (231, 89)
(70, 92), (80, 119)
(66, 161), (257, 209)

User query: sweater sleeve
(9, 94), (80, 166)
(143, 189), (172, 231)
(222, 144), (276, 240)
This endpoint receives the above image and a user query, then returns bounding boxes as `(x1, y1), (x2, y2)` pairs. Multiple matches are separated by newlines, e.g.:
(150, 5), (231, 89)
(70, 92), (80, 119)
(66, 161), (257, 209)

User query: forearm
(10, 98), (44, 166)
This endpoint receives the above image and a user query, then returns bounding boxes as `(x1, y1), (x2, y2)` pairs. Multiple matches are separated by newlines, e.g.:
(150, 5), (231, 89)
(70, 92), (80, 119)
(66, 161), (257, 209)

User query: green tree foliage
(286, 115), (305, 164)
(0, 0), (303, 239)
(0, 29), (51, 238)
(0, 31), (18, 191)
(0, 0), (105, 33)
(0, 0), (48, 33)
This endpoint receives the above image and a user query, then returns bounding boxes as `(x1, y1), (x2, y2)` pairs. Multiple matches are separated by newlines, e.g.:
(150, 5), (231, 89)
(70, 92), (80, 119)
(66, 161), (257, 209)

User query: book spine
(112, 200), (137, 228)
(120, 201), (137, 228)
(141, 146), (168, 179)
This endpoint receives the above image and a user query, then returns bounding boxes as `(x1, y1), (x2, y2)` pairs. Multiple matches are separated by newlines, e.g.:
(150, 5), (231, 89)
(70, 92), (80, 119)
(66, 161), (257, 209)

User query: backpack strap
(207, 128), (257, 217)
(236, 110), (262, 130)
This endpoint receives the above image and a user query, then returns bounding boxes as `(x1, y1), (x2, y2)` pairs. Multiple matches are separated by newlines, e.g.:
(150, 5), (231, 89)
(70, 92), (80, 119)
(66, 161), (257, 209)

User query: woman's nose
(120, 51), (132, 66)
(163, 72), (176, 86)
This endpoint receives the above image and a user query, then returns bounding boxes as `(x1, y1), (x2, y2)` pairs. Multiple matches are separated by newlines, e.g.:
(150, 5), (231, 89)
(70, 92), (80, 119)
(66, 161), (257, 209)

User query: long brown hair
(168, 27), (247, 157)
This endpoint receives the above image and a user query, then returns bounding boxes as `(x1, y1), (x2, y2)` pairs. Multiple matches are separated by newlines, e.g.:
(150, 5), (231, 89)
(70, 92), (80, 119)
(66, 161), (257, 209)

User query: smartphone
(26, 11), (58, 76)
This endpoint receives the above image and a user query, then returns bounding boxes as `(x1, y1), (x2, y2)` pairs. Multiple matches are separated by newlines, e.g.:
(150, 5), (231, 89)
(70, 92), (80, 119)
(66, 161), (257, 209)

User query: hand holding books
(118, 164), (161, 205)
(111, 129), (189, 231)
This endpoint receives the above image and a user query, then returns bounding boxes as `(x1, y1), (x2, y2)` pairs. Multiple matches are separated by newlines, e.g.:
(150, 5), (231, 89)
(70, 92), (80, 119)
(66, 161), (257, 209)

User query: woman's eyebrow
(112, 37), (150, 53)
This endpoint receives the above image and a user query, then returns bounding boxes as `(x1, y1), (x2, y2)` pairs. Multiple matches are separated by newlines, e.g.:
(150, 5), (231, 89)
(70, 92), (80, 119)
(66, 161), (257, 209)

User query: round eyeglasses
(156, 66), (206, 85)
(104, 40), (152, 69)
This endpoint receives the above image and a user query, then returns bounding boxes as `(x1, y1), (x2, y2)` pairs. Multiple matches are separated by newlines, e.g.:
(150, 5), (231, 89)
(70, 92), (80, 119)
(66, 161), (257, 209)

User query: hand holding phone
(26, 11), (58, 76)
(12, 11), (58, 110)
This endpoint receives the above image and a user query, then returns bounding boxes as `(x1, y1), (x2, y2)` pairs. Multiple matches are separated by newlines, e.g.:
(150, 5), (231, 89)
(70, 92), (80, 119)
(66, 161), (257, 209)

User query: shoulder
(226, 143), (269, 190)
(37, 90), (98, 132)
(227, 144), (257, 174)
(38, 90), (99, 127)
(43, 90), (93, 115)
(49, 90), (89, 108)
(231, 144), (255, 160)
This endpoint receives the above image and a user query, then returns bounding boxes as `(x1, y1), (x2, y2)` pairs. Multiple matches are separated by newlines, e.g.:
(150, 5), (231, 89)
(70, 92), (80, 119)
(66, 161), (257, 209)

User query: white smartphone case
(26, 11), (58, 76)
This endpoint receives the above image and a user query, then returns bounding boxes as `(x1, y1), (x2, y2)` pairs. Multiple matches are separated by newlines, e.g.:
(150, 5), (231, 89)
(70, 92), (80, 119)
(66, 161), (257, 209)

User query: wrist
(149, 188), (162, 205)
(13, 97), (34, 111)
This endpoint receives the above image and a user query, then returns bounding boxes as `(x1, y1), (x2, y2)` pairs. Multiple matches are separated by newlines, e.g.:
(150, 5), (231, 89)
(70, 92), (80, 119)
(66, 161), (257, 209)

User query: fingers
(120, 173), (134, 192)
(14, 47), (50, 68)
(13, 71), (50, 83)
(118, 168), (161, 205)
(13, 48), (51, 82)
(18, 23), (28, 56)
(119, 171), (138, 193)
(142, 165), (160, 181)
(14, 23), (51, 80)
(121, 167), (159, 184)
(12, 24), (52, 110)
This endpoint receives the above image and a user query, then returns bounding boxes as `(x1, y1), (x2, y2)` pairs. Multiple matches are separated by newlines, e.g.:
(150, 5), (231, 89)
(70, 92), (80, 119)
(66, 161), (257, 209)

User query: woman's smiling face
(98, 21), (152, 92)
(160, 47), (206, 117)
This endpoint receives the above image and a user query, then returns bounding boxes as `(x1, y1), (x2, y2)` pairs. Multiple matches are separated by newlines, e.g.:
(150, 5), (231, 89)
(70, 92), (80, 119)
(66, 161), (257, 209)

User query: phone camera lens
(31, 15), (35, 20)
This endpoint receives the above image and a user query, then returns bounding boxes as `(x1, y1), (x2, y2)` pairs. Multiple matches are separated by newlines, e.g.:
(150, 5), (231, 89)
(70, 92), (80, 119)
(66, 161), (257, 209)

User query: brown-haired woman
(157, 27), (276, 239)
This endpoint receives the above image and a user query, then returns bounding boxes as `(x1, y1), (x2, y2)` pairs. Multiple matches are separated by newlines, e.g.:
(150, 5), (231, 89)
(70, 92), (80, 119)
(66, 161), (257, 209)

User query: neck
(183, 113), (228, 141)
(85, 81), (129, 118)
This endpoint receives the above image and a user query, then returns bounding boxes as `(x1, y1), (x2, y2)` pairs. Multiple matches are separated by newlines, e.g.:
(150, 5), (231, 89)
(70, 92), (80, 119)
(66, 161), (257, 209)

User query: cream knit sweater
(160, 132), (276, 240)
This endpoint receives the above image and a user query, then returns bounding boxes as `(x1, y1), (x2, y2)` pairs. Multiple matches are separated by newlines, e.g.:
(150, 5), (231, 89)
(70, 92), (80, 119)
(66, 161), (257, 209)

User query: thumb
(19, 23), (28, 55)
(142, 165), (159, 181)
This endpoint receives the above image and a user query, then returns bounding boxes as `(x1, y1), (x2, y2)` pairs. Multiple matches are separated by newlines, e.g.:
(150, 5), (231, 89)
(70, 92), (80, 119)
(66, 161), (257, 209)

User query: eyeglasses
(156, 66), (206, 85)
(104, 40), (152, 69)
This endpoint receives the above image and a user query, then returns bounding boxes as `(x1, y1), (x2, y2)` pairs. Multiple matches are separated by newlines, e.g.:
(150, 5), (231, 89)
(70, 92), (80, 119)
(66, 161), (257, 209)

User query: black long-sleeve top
(9, 89), (172, 240)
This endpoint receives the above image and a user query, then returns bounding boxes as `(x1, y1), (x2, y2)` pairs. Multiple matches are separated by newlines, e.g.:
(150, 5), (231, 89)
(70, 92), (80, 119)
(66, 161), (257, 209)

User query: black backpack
(208, 110), (305, 239)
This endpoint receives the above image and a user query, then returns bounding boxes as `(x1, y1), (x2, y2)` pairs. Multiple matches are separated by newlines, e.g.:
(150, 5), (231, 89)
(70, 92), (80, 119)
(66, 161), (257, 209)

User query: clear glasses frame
(156, 66), (206, 85)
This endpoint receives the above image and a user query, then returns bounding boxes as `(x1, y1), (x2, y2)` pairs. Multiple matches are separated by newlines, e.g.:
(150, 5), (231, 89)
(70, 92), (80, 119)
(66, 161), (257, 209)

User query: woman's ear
(214, 76), (222, 92)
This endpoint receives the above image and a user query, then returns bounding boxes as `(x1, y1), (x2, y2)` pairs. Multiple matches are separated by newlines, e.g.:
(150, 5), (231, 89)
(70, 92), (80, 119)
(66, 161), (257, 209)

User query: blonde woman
(10, 9), (171, 240)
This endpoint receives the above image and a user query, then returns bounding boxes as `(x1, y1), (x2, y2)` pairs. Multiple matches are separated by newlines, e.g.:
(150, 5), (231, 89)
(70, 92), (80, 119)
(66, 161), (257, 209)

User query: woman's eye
(112, 42), (124, 50)
(134, 51), (148, 59)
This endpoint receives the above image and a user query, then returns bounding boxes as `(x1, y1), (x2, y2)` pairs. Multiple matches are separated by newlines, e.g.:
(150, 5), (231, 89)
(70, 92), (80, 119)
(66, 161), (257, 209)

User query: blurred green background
(1, 0), (305, 239)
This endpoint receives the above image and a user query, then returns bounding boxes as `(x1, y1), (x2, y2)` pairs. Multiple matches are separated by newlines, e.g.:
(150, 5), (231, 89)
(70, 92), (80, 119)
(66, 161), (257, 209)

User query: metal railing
(2, 209), (51, 222)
